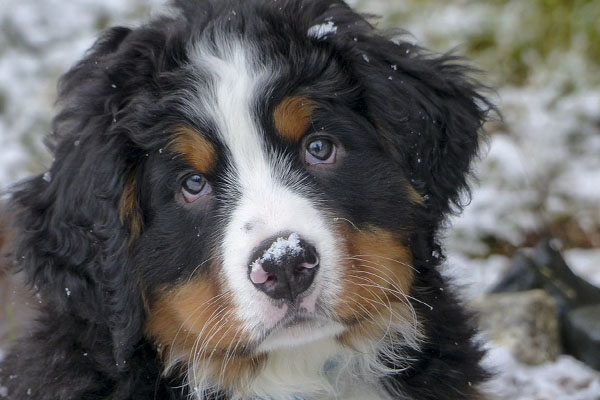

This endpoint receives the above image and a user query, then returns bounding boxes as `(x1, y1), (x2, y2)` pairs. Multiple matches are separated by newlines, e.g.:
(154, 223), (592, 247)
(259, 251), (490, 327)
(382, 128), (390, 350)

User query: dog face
(134, 37), (424, 391)
(11, 0), (490, 397)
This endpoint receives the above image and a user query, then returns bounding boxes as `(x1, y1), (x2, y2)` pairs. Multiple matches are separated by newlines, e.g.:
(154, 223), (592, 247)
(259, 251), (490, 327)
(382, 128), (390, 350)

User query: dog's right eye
(181, 173), (212, 203)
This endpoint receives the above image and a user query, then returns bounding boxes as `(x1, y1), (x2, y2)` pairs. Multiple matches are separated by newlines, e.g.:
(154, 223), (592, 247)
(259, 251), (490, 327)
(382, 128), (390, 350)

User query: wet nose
(248, 232), (319, 302)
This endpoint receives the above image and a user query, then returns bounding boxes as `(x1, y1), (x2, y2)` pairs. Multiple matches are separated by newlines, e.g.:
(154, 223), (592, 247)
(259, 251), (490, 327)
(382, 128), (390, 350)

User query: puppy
(0, 0), (492, 399)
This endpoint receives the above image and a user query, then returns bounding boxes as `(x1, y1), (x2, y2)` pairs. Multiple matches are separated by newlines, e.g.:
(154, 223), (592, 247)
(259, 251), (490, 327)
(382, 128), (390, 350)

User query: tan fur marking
(407, 184), (424, 205)
(337, 319), (383, 348)
(120, 176), (141, 242)
(168, 126), (216, 173)
(334, 227), (418, 348)
(334, 227), (414, 324)
(273, 96), (316, 142)
(145, 274), (265, 385)
(146, 279), (249, 356)
(337, 303), (416, 349)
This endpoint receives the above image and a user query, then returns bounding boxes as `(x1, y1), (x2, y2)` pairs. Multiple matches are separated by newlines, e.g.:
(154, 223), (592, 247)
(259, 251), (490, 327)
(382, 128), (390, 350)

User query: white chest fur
(233, 337), (393, 400)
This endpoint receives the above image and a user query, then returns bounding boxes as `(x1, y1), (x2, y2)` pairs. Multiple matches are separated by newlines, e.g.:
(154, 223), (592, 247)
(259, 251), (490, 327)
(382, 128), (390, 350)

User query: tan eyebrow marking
(120, 174), (141, 242)
(168, 126), (217, 173)
(407, 184), (424, 205)
(273, 96), (316, 142)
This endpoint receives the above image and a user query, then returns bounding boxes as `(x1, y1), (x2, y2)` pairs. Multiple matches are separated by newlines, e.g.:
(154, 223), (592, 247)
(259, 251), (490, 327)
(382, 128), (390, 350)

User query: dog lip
(262, 311), (325, 337)
(281, 315), (311, 328)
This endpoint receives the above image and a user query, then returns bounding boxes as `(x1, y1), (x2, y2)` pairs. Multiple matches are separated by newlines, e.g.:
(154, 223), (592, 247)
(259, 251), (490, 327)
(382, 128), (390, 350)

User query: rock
(491, 239), (600, 315)
(563, 305), (600, 370)
(490, 239), (600, 369)
(472, 289), (561, 365)
(490, 251), (539, 293)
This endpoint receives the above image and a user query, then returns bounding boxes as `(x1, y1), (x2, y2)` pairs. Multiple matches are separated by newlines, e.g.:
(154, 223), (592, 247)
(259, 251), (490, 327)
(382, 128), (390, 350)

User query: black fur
(0, 0), (493, 399)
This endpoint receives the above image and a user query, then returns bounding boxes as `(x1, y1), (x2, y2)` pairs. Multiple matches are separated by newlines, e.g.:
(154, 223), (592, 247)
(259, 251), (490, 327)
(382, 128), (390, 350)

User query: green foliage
(369, 0), (600, 86)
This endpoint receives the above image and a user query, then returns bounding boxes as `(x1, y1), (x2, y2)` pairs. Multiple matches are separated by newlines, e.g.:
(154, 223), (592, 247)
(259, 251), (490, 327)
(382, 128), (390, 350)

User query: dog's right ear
(10, 25), (149, 370)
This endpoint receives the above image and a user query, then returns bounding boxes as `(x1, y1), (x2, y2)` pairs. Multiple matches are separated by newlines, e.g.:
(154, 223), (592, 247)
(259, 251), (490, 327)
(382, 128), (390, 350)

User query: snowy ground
(1, 0), (599, 399)
(446, 249), (600, 400)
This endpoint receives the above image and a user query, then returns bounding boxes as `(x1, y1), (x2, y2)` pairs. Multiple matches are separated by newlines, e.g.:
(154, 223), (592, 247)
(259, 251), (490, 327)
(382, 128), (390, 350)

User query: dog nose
(248, 232), (319, 302)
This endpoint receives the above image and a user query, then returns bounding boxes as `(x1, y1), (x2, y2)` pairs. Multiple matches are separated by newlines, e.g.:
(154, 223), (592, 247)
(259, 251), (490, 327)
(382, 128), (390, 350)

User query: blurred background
(0, 0), (599, 398)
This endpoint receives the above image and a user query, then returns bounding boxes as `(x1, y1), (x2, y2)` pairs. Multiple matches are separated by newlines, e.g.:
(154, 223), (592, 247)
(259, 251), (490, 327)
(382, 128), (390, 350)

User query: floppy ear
(307, 2), (493, 221)
(351, 41), (492, 221)
(11, 26), (146, 370)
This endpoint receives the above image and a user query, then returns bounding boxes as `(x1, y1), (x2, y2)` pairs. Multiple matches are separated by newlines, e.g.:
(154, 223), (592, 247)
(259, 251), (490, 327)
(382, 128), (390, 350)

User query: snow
(445, 244), (600, 400)
(565, 248), (600, 287)
(0, 0), (164, 190)
(307, 21), (338, 39)
(255, 233), (303, 263)
(484, 345), (600, 400)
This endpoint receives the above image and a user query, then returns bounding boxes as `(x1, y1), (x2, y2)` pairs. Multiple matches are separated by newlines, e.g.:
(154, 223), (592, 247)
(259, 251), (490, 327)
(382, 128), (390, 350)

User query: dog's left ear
(358, 45), (492, 221)
(309, 3), (493, 221)
(351, 37), (492, 221)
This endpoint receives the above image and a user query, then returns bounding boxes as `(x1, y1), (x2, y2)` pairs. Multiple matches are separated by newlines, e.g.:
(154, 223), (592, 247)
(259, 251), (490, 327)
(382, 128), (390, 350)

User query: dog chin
(256, 318), (345, 353)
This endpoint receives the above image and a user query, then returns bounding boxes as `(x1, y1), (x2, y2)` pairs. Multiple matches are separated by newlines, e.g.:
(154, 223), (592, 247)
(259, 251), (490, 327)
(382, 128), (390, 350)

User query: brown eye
(181, 173), (212, 203)
(305, 138), (336, 164)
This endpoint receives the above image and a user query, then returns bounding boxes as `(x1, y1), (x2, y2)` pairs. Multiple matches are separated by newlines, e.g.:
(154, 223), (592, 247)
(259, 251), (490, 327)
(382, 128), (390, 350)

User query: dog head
(11, 0), (491, 396)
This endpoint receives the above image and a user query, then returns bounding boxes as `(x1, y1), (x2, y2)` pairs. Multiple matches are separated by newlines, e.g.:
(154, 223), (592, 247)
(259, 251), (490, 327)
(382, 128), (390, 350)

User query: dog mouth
(265, 312), (322, 334)
(276, 314), (316, 330)
(254, 311), (344, 352)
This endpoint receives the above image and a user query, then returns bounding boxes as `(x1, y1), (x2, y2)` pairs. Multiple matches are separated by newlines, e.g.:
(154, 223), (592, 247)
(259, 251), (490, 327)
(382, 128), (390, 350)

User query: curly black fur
(0, 0), (493, 399)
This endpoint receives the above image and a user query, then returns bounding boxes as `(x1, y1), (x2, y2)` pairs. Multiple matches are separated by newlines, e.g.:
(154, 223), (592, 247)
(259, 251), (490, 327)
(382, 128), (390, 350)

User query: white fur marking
(187, 39), (342, 338)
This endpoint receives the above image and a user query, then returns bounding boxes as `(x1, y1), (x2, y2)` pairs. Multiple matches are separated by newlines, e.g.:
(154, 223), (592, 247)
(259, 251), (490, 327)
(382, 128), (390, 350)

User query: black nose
(248, 232), (319, 302)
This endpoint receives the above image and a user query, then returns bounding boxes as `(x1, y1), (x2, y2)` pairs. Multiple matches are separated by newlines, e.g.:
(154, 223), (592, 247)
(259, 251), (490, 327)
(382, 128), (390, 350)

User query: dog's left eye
(305, 138), (336, 165)
(181, 173), (212, 203)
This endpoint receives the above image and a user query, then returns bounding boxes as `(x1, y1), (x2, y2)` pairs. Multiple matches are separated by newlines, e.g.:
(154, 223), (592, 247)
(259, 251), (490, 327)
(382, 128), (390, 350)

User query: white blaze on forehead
(188, 40), (272, 184)
(187, 38), (341, 338)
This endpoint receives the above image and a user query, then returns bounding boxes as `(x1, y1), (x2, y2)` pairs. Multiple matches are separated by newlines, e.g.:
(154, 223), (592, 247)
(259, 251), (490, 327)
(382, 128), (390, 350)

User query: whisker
(338, 278), (406, 348)
(347, 283), (396, 340)
(350, 264), (434, 311)
(186, 255), (218, 283)
(346, 254), (418, 273)
(193, 308), (231, 362)
(344, 265), (420, 328)
(168, 291), (230, 366)
(218, 324), (246, 384)
(190, 308), (233, 390)
(344, 275), (410, 320)
(332, 217), (362, 232)
(346, 273), (418, 329)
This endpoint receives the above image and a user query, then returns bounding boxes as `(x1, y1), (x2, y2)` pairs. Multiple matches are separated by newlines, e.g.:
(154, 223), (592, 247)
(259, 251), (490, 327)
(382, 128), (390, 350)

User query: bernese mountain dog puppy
(0, 0), (493, 398)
